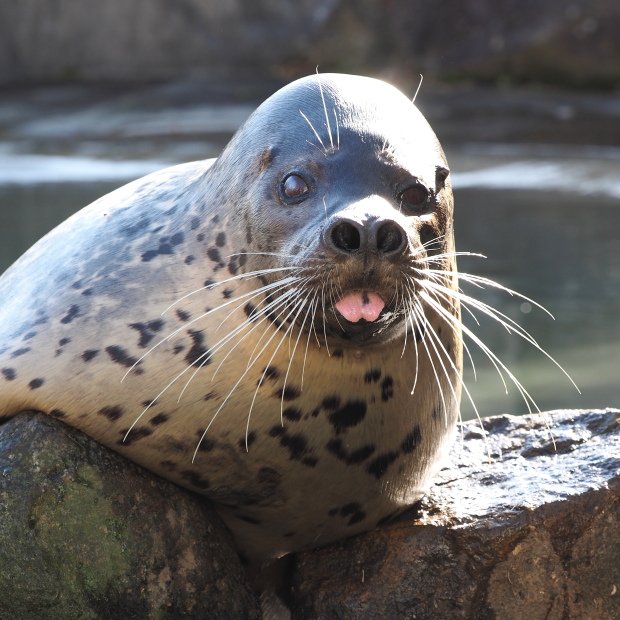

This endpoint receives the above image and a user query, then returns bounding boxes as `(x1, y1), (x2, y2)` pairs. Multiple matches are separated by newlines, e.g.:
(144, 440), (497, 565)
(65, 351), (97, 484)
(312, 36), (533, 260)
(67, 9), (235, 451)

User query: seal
(0, 74), (462, 563)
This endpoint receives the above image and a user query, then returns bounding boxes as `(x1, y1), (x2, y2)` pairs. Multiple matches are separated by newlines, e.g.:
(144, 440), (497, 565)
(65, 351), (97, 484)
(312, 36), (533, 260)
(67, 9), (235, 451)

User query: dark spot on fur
(274, 385), (301, 401)
(283, 407), (302, 422)
(340, 502), (366, 525)
(322, 395), (340, 411)
(28, 378), (44, 390)
(239, 431), (257, 449)
(401, 425), (422, 453)
(185, 329), (211, 367)
(227, 256), (239, 275)
(99, 405), (124, 421)
(129, 319), (165, 348)
(196, 233), (205, 242)
(284, 531), (296, 538)
(269, 425), (286, 438)
(180, 470), (210, 490)
(176, 309), (191, 322)
(215, 232), (226, 247)
(142, 399), (157, 407)
(280, 432), (310, 461)
(184, 255), (195, 265)
(190, 217), (200, 230)
(150, 413), (169, 426)
(118, 426), (153, 446)
(60, 304), (80, 324)
(257, 467), (281, 486)
(22, 331), (37, 341)
(49, 409), (66, 418)
(106, 345), (139, 369)
(211, 215), (220, 225)
(161, 460), (177, 471)
(235, 514), (261, 525)
(81, 349), (99, 362)
(203, 390), (218, 401)
(170, 232), (184, 246)
(302, 456), (318, 467)
(332, 349), (343, 358)
(207, 247), (222, 263)
(173, 344), (184, 354)
(381, 376), (394, 402)
(81, 288), (93, 296)
(59, 337), (70, 346)
(376, 509), (402, 527)
(238, 252), (247, 267)
(222, 288), (233, 299)
(326, 439), (375, 464)
(244, 302), (258, 320)
(204, 277), (215, 288)
(195, 435), (216, 452)
(0, 367), (15, 381)
(364, 368), (381, 383)
(11, 347), (31, 358)
(141, 233), (184, 262)
(367, 451), (399, 479)
(328, 400), (367, 434)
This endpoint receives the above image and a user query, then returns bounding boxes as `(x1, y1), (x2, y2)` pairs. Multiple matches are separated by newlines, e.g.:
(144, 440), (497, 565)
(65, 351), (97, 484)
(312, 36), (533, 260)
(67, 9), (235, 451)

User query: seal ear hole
(435, 166), (450, 191)
(280, 173), (311, 205)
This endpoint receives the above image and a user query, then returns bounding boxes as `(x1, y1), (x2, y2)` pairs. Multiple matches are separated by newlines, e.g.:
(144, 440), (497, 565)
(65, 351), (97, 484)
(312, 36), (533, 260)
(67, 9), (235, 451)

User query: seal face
(0, 74), (461, 562)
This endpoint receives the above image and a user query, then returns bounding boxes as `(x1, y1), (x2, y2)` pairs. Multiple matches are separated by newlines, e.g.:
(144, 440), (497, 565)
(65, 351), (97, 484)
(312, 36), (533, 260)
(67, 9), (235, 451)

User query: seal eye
(399, 184), (430, 214)
(281, 173), (310, 203)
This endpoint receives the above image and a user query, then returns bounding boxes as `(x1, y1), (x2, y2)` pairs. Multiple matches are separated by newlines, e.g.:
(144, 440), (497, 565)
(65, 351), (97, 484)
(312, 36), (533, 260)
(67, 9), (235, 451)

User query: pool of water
(1, 83), (618, 420)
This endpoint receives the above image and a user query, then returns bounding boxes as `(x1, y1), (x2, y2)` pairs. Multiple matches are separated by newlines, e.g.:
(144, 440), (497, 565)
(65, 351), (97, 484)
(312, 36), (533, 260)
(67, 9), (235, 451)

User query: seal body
(0, 74), (461, 562)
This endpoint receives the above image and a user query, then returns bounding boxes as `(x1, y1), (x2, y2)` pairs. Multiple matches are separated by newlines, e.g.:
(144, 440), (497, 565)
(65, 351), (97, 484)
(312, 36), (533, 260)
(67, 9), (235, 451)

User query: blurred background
(0, 0), (618, 419)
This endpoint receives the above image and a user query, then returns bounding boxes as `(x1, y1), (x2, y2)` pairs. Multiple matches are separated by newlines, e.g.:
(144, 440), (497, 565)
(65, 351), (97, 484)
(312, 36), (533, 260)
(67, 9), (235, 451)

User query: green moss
(31, 464), (131, 613)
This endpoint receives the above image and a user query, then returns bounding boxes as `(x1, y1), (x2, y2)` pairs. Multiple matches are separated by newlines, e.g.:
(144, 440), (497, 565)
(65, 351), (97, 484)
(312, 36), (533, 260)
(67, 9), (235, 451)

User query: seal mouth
(334, 290), (385, 323)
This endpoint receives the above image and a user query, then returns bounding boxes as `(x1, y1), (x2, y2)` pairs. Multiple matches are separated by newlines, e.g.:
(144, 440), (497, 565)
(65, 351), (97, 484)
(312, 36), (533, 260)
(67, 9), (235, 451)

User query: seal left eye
(281, 173), (310, 203)
(399, 184), (430, 214)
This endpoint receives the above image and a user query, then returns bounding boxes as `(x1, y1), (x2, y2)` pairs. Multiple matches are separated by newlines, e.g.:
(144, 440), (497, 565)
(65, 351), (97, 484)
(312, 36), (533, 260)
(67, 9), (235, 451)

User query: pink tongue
(335, 292), (385, 323)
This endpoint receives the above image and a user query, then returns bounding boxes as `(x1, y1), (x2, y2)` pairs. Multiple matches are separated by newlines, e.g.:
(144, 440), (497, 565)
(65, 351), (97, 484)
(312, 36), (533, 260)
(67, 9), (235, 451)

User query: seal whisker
(419, 289), (540, 413)
(161, 266), (300, 315)
(410, 300), (448, 416)
(187, 287), (303, 395)
(244, 296), (310, 450)
(279, 295), (314, 425)
(301, 294), (320, 389)
(121, 275), (303, 382)
(315, 71), (335, 150)
(194, 296), (307, 461)
(300, 110), (327, 154)
(420, 276), (578, 392)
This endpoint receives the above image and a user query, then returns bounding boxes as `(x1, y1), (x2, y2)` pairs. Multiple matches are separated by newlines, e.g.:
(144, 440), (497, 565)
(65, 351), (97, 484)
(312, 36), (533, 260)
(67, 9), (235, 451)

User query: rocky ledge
(1, 408), (618, 619)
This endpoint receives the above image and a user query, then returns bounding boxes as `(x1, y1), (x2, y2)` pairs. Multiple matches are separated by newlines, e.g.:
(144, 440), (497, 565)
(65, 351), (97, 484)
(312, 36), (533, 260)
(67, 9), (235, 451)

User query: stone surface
(1, 409), (617, 618)
(1, 0), (620, 87)
(291, 409), (620, 619)
(0, 411), (260, 620)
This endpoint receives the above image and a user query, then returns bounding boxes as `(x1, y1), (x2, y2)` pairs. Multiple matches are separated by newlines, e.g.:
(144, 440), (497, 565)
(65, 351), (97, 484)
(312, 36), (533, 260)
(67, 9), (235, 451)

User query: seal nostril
(376, 221), (406, 255)
(331, 221), (361, 253)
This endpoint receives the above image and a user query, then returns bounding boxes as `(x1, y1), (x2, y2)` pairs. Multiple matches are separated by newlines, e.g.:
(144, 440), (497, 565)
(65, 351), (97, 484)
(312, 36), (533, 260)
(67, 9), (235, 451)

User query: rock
(291, 409), (620, 619)
(2, 409), (617, 618)
(1, 0), (620, 87)
(0, 411), (260, 620)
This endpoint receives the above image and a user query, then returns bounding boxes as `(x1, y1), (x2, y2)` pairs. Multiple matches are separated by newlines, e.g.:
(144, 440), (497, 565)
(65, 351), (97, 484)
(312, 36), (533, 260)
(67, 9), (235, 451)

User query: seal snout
(324, 216), (407, 259)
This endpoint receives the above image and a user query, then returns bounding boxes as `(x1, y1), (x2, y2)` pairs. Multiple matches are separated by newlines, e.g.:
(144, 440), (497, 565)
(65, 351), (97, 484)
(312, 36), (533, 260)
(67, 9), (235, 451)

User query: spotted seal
(0, 74), (462, 563)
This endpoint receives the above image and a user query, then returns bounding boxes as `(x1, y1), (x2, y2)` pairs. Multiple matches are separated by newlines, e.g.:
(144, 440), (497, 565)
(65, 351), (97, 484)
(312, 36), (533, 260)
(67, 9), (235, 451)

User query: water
(1, 84), (618, 420)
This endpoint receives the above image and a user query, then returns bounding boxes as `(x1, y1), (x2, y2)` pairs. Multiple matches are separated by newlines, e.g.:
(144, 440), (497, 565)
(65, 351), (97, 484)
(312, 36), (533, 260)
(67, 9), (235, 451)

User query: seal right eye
(281, 173), (310, 204)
